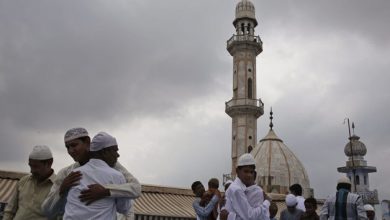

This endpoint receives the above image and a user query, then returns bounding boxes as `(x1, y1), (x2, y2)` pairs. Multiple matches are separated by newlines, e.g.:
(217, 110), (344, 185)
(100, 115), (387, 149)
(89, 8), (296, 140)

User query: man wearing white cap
(42, 128), (141, 219)
(221, 153), (270, 220)
(280, 194), (304, 220)
(63, 132), (130, 219)
(364, 204), (375, 220)
(319, 176), (367, 220)
(4, 145), (56, 220)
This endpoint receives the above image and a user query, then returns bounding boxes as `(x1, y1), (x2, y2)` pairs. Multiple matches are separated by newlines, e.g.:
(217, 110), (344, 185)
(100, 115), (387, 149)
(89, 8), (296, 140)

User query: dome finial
(269, 107), (274, 130)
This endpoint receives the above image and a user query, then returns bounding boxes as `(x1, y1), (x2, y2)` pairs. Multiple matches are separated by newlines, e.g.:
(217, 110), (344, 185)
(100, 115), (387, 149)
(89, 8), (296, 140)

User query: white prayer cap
(285, 194), (297, 207)
(90, 132), (117, 152)
(29, 145), (53, 160)
(237, 153), (256, 167)
(364, 204), (374, 211)
(337, 176), (351, 185)
(64, 127), (89, 142)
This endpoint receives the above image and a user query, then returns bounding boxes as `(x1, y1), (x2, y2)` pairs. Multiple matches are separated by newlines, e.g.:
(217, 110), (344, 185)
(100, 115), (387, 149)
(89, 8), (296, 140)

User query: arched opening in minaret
(355, 175), (360, 185)
(241, 23), (245, 35)
(248, 78), (253, 99)
(364, 175), (367, 185)
(248, 145), (253, 153)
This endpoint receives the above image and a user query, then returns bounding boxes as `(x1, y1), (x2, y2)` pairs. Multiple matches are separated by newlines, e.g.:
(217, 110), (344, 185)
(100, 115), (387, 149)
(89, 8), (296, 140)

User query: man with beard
(42, 127), (141, 219)
(4, 145), (56, 220)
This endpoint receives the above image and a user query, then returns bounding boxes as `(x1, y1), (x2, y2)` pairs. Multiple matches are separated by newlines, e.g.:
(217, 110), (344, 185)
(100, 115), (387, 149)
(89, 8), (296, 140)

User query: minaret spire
(269, 107), (274, 130)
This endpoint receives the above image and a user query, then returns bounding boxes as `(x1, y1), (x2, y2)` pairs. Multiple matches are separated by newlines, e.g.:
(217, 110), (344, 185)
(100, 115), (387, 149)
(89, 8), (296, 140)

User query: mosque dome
(234, 0), (257, 26)
(344, 135), (367, 157)
(250, 111), (312, 196)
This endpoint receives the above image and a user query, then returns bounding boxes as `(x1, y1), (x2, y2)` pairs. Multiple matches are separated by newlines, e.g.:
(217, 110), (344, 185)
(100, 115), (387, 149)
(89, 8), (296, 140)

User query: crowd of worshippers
(191, 153), (376, 220)
(3, 127), (141, 220)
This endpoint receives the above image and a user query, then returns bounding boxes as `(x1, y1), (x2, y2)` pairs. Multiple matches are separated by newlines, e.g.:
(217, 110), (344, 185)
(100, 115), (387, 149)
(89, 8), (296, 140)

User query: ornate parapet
(358, 189), (379, 204)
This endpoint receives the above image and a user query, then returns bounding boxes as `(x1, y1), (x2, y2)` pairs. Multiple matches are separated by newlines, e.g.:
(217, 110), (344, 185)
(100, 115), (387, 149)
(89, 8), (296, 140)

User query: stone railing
(358, 189), (379, 204)
(227, 34), (262, 47)
(225, 98), (264, 109)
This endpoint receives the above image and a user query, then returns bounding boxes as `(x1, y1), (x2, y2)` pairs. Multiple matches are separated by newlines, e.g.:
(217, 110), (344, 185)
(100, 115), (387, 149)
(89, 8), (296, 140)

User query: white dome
(251, 129), (311, 196)
(344, 135), (367, 157)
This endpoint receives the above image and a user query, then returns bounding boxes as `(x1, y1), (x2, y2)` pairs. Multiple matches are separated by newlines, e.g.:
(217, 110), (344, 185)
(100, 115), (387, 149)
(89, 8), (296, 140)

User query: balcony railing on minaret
(227, 34), (263, 55)
(225, 98), (264, 118)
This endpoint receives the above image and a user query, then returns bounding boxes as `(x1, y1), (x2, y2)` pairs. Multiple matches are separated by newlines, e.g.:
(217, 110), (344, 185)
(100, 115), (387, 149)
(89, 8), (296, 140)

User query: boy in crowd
(301, 197), (319, 220)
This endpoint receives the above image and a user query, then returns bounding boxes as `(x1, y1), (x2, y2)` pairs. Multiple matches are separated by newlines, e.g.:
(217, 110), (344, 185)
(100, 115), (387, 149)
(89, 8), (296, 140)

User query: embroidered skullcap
(29, 145), (53, 160)
(364, 204), (374, 211)
(64, 127), (89, 142)
(90, 132), (117, 152)
(285, 194), (297, 207)
(337, 176), (351, 185)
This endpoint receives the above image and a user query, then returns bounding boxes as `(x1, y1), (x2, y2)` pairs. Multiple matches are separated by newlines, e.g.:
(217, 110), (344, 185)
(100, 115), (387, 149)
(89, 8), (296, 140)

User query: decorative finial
(352, 122), (355, 135)
(269, 107), (273, 130)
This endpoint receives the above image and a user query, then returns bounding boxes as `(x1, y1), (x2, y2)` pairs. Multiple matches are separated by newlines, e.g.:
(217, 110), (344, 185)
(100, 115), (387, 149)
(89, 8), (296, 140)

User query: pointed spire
(269, 107), (274, 130)
(352, 122), (355, 135)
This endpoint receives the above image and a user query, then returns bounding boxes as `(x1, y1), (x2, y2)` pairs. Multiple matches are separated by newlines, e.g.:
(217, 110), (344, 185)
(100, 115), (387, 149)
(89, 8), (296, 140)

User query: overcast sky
(0, 0), (389, 200)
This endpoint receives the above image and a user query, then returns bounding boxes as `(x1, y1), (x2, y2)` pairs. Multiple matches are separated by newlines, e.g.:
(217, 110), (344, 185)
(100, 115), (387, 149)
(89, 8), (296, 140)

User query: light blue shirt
(193, 195), (219, 220)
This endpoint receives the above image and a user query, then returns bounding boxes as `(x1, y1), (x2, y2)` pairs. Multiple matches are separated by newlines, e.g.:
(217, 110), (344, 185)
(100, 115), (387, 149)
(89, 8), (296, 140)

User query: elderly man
(63, 132), (130, 219)
(42, 128), (141, 219)
(4, 145), (56, 220)
(222, 153), (270, 220)
(320, 176), (367, 220)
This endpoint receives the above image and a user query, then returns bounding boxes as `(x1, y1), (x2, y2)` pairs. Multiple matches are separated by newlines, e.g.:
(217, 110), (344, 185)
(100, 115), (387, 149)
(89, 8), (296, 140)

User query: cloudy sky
(1, 0), (389, 200)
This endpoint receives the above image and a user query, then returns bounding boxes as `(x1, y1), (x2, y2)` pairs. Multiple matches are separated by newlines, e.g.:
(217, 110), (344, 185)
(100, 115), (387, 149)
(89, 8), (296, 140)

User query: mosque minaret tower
(225, 0), (264, 176)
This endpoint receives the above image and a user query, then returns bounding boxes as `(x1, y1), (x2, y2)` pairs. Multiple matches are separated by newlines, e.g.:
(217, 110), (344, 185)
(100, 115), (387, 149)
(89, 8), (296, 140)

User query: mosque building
(337, 125), (379, 205)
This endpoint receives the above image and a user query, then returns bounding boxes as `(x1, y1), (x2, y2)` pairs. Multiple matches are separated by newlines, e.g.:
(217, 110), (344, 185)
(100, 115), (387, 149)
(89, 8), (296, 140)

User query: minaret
(225, 0), (264, 176)
(337, 124), (379, 205)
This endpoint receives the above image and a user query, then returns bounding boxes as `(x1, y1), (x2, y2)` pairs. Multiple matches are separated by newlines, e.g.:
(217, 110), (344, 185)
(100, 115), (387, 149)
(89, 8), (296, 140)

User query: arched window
(248, 146), (253, 153)
(356, 175), (360, 185)
(241, 23), (245, 34)
(248, 78), (253, 99)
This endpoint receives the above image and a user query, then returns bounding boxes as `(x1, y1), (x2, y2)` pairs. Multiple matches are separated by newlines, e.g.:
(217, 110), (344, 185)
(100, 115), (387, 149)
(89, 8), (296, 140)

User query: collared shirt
(296, 195), (306, 212)
(63, 159), (130, 220)
(224, 178), (270, 220)
(4, 172), (56, 220)
(193, 195), (219, 220)
(41, 161), (141, 219)
(319, 191), (367, 220)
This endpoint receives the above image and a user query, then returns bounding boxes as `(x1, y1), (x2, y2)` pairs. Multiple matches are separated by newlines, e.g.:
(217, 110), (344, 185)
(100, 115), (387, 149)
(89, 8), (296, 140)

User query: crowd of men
(3, 128), (141, 220)
(191, 153), (376, 220)
(2, 128), (378, 220)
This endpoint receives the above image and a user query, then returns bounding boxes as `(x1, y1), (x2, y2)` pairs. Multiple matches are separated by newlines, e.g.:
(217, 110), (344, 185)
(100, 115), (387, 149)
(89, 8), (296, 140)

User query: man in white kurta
(41, 128), (141, 219)
(63, 132), (130, 219)
(223, 153), (270, 220)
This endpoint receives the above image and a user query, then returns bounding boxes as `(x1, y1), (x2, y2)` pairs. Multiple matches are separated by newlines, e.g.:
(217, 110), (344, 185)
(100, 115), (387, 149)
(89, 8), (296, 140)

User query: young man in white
(63, 132), (130, 219)
(222, 153), (270, 220)
(42, 128), (141, 219)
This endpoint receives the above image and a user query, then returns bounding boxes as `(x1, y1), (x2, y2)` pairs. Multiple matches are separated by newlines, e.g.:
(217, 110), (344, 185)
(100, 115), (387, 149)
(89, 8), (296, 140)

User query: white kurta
(296, 195), (306, 212)
(245, 184), (264, 208)
(224, 178), (270, 220)
(63, 159), (130, 220)
(42, 161), (141, 219)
